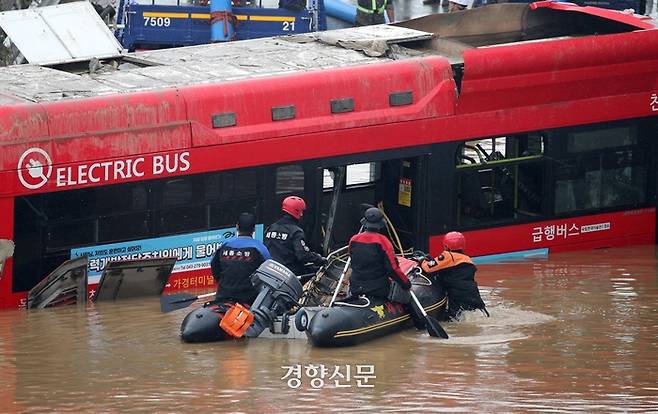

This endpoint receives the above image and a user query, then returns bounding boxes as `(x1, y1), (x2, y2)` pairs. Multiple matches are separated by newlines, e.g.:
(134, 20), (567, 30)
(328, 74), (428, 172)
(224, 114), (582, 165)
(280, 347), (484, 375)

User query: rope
(377, 202), (405, 256)
(210, 11), (238, 40)
(334, 296), (371, 308)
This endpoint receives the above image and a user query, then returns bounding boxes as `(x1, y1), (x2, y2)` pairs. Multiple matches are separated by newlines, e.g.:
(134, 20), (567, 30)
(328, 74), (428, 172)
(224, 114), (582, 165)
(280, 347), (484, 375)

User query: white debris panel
(0, 1), (123, 65)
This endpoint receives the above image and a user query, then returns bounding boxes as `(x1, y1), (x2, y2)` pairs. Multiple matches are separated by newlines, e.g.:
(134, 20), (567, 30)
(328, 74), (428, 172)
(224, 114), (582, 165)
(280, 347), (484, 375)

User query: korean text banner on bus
(71, 225), (264, 282)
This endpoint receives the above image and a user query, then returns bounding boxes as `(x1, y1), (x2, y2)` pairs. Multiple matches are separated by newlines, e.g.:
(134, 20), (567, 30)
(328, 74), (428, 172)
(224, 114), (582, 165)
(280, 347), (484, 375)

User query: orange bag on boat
(219, 303), (254, 338)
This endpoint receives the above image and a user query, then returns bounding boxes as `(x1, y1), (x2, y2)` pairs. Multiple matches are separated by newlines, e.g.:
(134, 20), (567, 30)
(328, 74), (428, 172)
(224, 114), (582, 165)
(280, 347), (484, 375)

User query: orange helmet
(282, 196), (306, 220)
(443, 231), (465, 252)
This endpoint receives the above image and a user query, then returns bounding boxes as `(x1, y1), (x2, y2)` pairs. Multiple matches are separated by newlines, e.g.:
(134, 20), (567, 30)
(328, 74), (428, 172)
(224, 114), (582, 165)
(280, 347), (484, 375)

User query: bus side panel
(545, 233), (654, 254)
(163, 268), (217, 293)
(0, 90), (190, 172)
(458, 30), (658, 115)
(0, 104), (50, 168)
(42, 90), (191, 166)
(183, 57), (456, 145)
(428, 208), (656, 259)
(1, 90), (193, 198)
(0, 103), (49, 142)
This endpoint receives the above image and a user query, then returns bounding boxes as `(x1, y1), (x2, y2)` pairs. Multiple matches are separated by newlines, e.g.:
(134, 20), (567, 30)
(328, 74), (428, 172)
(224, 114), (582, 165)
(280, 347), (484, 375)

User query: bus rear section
(442, 119), (658, 260)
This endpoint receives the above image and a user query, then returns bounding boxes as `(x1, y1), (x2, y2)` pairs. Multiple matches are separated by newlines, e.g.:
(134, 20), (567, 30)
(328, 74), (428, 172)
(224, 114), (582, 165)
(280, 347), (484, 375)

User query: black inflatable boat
(178, 256), (447, 346)
(300, 261), (447, 347)
(180, 259), (303, 343)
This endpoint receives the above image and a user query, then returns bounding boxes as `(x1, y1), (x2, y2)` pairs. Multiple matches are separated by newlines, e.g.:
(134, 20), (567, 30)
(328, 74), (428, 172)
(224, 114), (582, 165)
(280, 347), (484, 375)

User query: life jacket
(421, 251), (486, 318)
(421, 251), (473, 273)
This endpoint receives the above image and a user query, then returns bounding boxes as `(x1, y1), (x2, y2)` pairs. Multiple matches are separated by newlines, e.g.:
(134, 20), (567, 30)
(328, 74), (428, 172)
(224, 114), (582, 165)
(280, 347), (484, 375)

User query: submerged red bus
(0, 2), (657, 309)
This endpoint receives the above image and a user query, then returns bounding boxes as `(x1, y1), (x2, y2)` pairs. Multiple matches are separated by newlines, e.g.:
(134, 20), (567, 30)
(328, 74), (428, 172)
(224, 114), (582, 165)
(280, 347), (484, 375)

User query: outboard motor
(244, 260), (303, 337)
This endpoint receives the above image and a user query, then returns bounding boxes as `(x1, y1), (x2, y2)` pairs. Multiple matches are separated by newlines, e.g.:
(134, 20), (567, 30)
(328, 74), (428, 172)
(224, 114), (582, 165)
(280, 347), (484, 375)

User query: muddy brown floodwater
(1, 245), (657, 413)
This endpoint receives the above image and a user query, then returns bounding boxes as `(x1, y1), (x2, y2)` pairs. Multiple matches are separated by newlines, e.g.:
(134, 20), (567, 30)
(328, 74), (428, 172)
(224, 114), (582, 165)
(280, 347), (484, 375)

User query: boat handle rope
(333, 296), (371, 308)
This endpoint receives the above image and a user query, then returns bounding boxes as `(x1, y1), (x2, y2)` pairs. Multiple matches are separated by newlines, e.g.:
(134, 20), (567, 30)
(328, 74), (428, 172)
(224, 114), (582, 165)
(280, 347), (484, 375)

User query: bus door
(312, 154), (431, 256)
(313, 163), (375, 254)
(262, 162), (324, 252)
(376, 156), (430, 255)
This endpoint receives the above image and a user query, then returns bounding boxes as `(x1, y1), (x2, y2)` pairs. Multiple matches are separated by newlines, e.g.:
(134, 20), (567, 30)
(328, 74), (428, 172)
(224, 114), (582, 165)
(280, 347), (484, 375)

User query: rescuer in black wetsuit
(420, 231), (489, 320)
(210, 212), (271, 305)
(264, 196), (327, 277)
(348, 207), (411, 299)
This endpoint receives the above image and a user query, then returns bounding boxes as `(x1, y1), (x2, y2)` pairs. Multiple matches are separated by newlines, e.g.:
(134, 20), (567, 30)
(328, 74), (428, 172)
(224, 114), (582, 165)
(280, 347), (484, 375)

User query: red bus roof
(530, 1), (656, 30)
(0, 3), (657, 197)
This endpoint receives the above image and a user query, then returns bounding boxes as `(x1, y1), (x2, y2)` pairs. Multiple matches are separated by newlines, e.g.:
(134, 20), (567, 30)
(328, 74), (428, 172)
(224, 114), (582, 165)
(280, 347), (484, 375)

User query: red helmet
(443, 231), (465, 252)
(282, 196), (306, 220)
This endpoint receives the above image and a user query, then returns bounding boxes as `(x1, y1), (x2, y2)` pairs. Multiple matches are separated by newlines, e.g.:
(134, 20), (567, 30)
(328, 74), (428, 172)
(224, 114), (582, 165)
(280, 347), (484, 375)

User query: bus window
(234, 170), (260, 197)
(9, 164), (317, 293)
(601, 151), (647, 208)
(157, 178), (206, 235)
(161, 178), (193, 207)
(324, 163), (380, 190)
(347, 163), (380, 187)
(554, 122), (650, 215)
(276, 165), (304, 195)
(42, 189), (97, 249)
(46, 220), (96, 251)
(28, 183), (151, 249)
(455, 134), (545, 227)
(14, 182), (153, 292)
(323, 169), (333, 190)
(567, 125), (636, 153)
(98, 185), (150, 243)
(207, 170), (262, 228)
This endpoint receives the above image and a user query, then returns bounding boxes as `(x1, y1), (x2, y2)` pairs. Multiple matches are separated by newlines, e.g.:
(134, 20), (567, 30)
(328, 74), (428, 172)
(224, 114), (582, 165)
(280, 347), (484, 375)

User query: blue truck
(115, 0), (327, 50)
